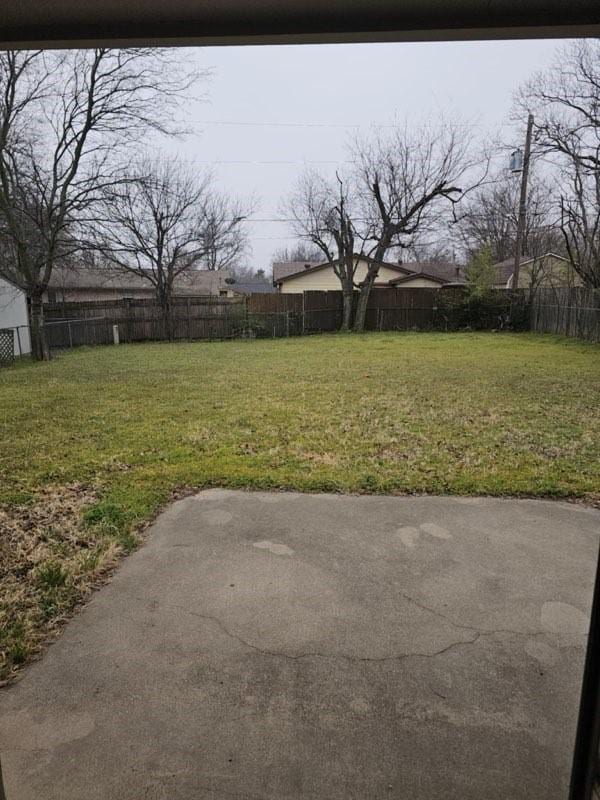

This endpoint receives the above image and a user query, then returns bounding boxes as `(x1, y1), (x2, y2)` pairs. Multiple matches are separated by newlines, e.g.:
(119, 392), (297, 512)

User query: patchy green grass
(2, 332), (599, 505)
(0, 332), (599, 680)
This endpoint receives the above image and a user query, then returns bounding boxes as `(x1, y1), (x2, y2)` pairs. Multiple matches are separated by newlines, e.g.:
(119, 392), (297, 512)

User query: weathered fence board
(41, 287), (532, 349)
(531, 287), (600, 342)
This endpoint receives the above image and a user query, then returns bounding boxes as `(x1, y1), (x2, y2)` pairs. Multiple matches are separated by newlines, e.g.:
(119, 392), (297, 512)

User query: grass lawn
(1, 331), (599, 680)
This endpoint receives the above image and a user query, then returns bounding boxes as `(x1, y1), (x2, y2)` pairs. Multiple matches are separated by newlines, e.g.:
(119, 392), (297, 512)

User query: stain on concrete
(397, 526), (420, 548)
(192, 489), (232, 502)
(541, 601), (590, 635)
(420, 522), (452, 539)
(201, 509), (233, 526)
(252, 540), (294, 556)
(397, 522), (451, 547)
(255, 493), (286, 504)
(524, 639), (560, 665)
(0, 709), (95, 751)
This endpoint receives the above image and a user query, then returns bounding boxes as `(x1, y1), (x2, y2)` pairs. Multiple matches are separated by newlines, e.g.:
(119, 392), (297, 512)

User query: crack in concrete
(396, 591), (586, 640)
(185, 607), (481, 662)
(314, 560), (547, 638)
(136, 595), (584, 664)
(135, 595), (584, 665)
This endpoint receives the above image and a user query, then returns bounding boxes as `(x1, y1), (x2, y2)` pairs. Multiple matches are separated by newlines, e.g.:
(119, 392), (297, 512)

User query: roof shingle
(48, 265), (232, 295)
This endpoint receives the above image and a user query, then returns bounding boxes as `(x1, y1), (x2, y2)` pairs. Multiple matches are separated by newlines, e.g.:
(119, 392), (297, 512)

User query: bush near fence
(434, 288), (530, 332)
(40, 287), (532, 349)
(301, 287), (529, 333)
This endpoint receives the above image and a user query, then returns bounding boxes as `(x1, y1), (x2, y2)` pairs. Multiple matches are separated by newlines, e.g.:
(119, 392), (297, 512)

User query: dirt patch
(0, 484), (125, 685)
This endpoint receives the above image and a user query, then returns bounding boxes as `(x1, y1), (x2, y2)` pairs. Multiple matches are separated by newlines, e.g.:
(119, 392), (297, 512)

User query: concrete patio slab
(1, 491), (599, 799)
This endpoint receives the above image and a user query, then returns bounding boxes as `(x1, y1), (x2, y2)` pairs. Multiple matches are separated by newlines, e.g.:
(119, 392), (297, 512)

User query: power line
(195, 119), (490, 130)
(178, 159), (352, 166)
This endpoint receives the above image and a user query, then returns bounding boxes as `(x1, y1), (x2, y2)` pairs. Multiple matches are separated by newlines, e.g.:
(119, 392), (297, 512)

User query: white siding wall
(0, 277), (31, 355)
(280, 259), (406, 293)
(392, 277), (442, 288)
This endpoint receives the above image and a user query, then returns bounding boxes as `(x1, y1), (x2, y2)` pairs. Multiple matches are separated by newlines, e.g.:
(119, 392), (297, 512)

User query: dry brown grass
(0, 484), (127, 684)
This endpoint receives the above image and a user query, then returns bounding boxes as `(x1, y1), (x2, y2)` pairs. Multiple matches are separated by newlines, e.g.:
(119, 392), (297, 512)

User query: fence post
(187, 298), (191, 340)
(67, 320), (73, 348)
(125, 298), (132, 343)
(285, 311), (290, 337)
(301, 293), (305, 335)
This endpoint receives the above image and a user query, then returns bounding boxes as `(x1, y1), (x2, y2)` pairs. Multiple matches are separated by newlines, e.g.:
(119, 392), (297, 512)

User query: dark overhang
(1, 0), (600, 49)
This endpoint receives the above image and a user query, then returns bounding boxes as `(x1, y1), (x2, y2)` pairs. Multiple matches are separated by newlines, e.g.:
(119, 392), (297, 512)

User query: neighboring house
(491, 253), (581, 291)
(272, 261), (321, 286)
(389, 262), (465, 288)
(274, 255), (464, 292)
(0, 276), (31, 355)
(230, 280), (276, 295)
(44, 266), (236, 303)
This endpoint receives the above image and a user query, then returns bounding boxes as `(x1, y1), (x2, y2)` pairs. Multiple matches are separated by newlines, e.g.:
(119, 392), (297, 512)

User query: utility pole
(512, 112), (534, 290)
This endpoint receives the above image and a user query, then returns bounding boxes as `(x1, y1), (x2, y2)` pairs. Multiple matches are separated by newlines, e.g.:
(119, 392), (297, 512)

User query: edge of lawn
(2, 475), (598, 688)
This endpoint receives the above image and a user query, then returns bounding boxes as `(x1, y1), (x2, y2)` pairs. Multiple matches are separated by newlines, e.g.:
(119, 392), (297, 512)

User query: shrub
(435, 288), (529, 332)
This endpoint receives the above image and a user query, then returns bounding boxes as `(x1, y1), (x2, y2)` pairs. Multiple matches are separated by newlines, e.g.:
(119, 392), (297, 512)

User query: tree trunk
(353, 267), (379, 332)
(161, 301), (174, 341)
(28, 291), (50, 361)
(157, 284), (174, 341)
(340, 281), (354, 331)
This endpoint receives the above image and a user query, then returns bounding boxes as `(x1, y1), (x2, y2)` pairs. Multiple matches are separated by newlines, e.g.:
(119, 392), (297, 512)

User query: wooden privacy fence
(301, 287), (524, 332)
(43, 295), (307, 348)
(41, 287), (525, 349)
(531, 287), (600, 343)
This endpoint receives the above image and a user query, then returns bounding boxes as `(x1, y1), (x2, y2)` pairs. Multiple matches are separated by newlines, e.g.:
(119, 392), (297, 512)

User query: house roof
(491, 253), (568, 286)
(397, 261), (466, 283)
(491, 257), (526, 286)
(231, 281), (276, 295)
(48, 265), (232, 295)
(389, 271), (449, 286)
(0, 274), (25, 293)
(274, 255), (414, 285)
(272, 261), (321, 283)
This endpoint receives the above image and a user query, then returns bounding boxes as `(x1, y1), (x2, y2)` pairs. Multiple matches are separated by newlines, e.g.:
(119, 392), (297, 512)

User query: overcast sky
(163, 39), (564, 272)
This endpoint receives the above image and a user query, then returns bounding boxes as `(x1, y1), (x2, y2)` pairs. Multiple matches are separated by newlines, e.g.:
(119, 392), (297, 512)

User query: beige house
(492, 253), (582, 291)
(389, 261), (465, 288)
(44, 265), (236, 303)
(273, 256), (463, 293)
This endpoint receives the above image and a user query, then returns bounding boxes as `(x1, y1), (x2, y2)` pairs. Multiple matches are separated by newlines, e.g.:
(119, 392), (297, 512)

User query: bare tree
(198, 193), (250, 271)
(0, 48), (200, 359)
(517, 40), (600, 287)
(560, 165), (600, 289)
(283, 122), (482, 331)
(285, 169), (367, 331)
(230, 264), (270, 285)
(458, 173), (563, 263)
(92, 156), (250, 338)
(351, 122), (484, 330)
(271, 242), (323, 265)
